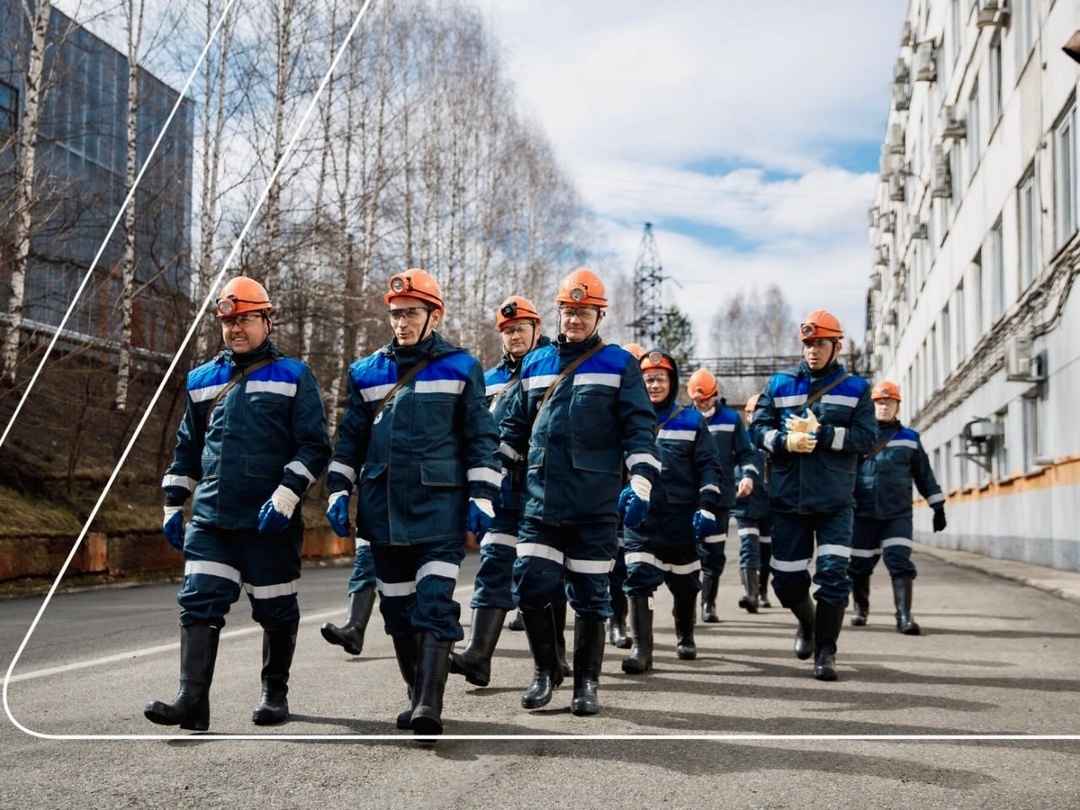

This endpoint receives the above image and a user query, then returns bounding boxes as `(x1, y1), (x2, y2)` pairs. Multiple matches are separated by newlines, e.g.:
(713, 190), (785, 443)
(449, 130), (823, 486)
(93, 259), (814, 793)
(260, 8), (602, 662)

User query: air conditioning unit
(889, 174), (906, 202)
(875, 244), (890, 266)
(1004, 335), (1045, 382)
(881, 210), (896, 233)
(916, 41), (937, 82)
(907, 216), (928, 239)
(900, 21), (915, 48)
(879, 150), (894, 178)
(885, 310), (899, 326)
(976, 0), (1009, 29)
(893, 80), (912, 112)
(894, 57), (910, 83)
(867, 206), (880, 229)
(878, 332), (891, 348)
(888, 123), (906, 155)
(869, 270), (882, 291)
(942, 104), (966, 140)
(931, 145), (951, 198)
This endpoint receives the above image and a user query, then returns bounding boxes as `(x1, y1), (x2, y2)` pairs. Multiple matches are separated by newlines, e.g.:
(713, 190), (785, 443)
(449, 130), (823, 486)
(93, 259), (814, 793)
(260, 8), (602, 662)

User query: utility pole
(631, 222), (665, 346)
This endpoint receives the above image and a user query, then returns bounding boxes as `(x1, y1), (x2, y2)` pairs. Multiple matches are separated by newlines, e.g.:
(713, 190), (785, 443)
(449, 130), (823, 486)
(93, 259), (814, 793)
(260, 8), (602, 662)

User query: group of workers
(144, 268), (947, 736)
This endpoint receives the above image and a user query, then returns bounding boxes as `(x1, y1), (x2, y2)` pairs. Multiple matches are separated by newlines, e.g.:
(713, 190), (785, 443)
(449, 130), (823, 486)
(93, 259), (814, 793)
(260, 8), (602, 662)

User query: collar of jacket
(385, 331), (460, 368)
(800, 359), (846, 380)
(877, 418), (902, 430)
(499, 334), (552, 375)
(556, 332), (602, 357)
(220, 338), (280, 368)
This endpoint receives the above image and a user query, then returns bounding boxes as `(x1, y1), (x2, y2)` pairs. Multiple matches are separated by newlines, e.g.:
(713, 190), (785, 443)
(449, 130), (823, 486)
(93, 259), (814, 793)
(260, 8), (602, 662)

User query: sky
(476, 0), (911, 354)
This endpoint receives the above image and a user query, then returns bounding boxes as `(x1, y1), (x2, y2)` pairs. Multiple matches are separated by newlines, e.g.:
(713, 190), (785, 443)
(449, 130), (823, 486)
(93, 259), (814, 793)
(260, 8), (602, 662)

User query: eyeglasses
(500, 323), (532, 336)
(643, 375), (669, 385)
(387, 307), (432, 322)
(220, 313), (263, 327)
(558, 305), (598, 319)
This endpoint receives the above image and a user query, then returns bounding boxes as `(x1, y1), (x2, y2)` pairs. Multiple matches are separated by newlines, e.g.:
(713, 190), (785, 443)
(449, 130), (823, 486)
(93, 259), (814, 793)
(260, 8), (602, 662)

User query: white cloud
(480, 0), (908, 353)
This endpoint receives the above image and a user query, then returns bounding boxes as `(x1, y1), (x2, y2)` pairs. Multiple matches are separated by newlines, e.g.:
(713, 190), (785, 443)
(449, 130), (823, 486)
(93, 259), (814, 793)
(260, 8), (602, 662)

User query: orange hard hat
(799, 310), (844, 341)
(556, 268), (607, 307)
(640, 349), (676, 375)
(871, 380), (902, 402)
(496, 295), (540, 330)
(385, 268), (444, 313)
(622, 342), (646, 360)
(744, 393), (761, 414)
(216, 276), (274, 318)
(687, 368), (718, 400)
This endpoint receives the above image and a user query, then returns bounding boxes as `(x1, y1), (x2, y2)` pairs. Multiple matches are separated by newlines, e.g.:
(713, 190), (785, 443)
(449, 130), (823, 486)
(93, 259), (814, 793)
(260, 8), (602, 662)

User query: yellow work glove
(785, 432), (818, 453)
(784, 410), (820, 435)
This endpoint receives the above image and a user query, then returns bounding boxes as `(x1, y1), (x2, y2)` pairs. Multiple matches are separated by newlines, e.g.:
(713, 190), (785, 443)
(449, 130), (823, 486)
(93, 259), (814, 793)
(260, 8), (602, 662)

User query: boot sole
(813, 668), (838, 681)
(571, 701), (598, 716)
(738, 598), (759, 614)
(320, 625), (362, 656)
(410, 709), (443, 736)
(252, 709), (289, 726)
(144, 702), (208, 731)
(449, 654), (491, 687)
(851, 617), (867, 626)
(621, 661), (652, 674)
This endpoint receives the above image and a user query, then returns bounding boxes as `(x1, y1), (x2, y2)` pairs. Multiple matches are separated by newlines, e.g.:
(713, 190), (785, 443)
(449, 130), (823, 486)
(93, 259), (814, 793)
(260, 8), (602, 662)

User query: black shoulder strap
(375, 357), (433, 414)
(531, 341), (605, 430)
(865, 427), (901, 460)
(804, 371), (852, 409)
(205, 357), (276, 426)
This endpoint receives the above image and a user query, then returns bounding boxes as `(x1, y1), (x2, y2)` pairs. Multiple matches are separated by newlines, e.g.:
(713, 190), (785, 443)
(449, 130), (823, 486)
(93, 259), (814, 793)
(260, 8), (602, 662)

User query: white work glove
(785, 432), (818, 453)
(785, 410), (820, 435)
(258, 485), (299, 535)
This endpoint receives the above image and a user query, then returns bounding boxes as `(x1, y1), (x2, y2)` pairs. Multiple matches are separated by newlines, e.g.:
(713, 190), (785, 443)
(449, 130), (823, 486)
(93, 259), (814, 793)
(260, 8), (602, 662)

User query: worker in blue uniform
(499, 268), (660, 716)
(326, 269), (501, 736)
(146, 276), (331, 731)
(850, 380), (946, 634)
(450, 295), (558, 687)
(621, 350), (722, 674)
(686, 368), (758, 618)
(749, 310), (875, 681)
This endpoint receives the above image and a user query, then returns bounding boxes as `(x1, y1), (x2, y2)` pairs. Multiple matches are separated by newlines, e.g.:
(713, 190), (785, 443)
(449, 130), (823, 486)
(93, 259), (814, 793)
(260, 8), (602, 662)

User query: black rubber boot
(700, 571), (720, 623)
(738, 568), (760, 614)
(252, 629), (296, 725)
(673, 593), (697, 660)
(320, 588), (376, 655)
(622, 596), (654, 674)
(850, 574), (870, 627)
(144, 624), (220, 731)
(508, 610), (525, 631)
(553, 598), (571, 678)
(608, 588), (632, 649)
(410, 635), (453, 736)
(892, 575), (921, 635)
(570, 617), (606, 716)
(758, 551), (773, 608)
(449, 607), (507, 687)
(520, 606), (564, 709)
(791, 596), (815, 660)
(813, 601), (845, 681)
(393, 633), (421, 729)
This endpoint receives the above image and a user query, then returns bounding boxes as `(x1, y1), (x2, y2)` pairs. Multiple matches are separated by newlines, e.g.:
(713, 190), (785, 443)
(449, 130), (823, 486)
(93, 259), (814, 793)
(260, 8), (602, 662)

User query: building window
(994, 408), (1009, 480)
(1022, 397), (1043, 471)
(933, 447), (943, 486)
(0, 80), (17, 133)
(1054, 100), (1077, 248)
(959, 439), (969, 490)
(948, 0), (962, 68)
(1015, 0), (1036, 72)
(955, 281), (966, 363)
(950, 140), (963, 205)
(930, 325), (939, 390)
(941, 302), (952, 374)
(968, 81), (980, 175)
(990, 217), (1005, 320)
(971, 253), (983, 334)
(989, 33), (1003, 126)
(943, 439), (952, 493)
(1019, 169), (1037, 289)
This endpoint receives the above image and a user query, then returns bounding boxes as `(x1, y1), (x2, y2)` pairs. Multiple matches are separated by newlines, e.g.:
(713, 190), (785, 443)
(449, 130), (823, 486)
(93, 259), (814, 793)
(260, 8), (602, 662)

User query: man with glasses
(325, 268), (500, 736)
(748, 310), (874, 681)
(450, 295), (563, 687)
(498, 268), (660, 716)
(146, 276), (331, 731)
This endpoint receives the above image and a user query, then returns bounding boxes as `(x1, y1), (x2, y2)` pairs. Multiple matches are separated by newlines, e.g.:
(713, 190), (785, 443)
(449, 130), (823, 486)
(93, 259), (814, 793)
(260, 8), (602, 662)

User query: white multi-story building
(867, 0), (1080, 570)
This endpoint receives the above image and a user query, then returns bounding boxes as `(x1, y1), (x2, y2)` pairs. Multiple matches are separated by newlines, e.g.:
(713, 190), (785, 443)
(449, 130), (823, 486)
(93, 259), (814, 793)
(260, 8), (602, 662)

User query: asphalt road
(2, 550), (1079, 808)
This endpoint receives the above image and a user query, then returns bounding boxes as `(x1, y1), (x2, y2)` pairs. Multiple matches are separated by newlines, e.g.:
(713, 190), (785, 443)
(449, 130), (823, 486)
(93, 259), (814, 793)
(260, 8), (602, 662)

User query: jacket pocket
(419, 461), (465, 487)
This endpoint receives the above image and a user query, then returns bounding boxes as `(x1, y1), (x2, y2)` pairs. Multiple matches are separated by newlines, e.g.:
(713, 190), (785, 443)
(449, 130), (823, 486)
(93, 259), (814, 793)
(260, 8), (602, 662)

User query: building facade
(867, 0), (1080, 570)
(0, 0), (193, 359)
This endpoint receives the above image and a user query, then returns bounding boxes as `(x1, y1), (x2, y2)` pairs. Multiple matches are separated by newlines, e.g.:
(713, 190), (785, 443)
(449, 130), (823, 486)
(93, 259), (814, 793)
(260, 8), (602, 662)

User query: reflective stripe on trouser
(734, 517), (762, 570)
(512, 517), (616, 620)
(769, 509), (853, 608)
(347, 538), (376, 593)
(178, 521), (302, 630)
(372, 537), (465, 642)
(850, 514), (916, 579)
(471, 530), (518, 610)
(696, 510), (729, 577)
(623, 537), (701, 601)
